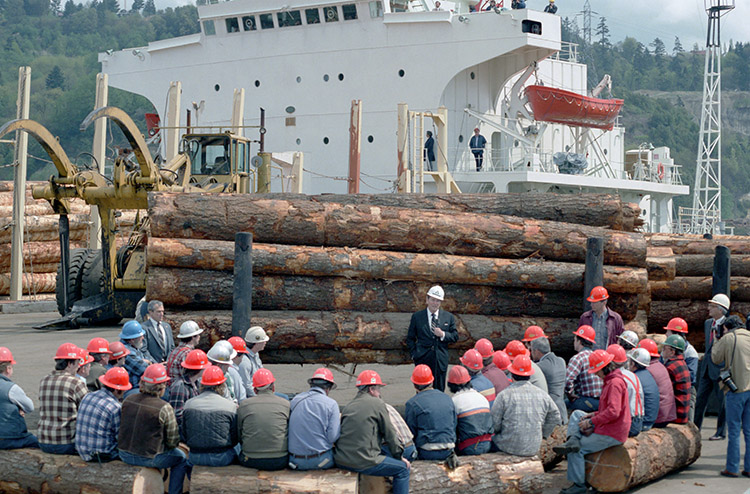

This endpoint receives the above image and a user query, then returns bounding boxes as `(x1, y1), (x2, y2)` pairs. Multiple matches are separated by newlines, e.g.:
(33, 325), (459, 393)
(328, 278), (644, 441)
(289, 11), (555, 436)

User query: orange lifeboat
(524, 85), (624, 131)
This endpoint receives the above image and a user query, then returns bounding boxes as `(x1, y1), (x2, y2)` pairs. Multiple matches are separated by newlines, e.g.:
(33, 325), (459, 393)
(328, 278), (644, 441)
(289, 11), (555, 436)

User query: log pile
(148, 192), (647, 362)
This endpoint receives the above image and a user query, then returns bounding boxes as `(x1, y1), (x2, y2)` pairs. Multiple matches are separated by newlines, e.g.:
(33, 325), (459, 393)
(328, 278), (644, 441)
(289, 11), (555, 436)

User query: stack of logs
(646, 233), (750, 351)
(147, 192), (648, 363)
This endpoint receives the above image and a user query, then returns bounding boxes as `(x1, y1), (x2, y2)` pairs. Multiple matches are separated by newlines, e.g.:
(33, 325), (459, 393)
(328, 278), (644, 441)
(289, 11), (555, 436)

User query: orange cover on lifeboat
(524, 85), (624, 131)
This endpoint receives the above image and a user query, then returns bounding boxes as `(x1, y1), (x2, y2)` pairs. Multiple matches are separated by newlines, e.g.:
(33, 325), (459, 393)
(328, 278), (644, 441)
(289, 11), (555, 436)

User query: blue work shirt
(634, 367), (659, 431)
(288, 387), (340, 456)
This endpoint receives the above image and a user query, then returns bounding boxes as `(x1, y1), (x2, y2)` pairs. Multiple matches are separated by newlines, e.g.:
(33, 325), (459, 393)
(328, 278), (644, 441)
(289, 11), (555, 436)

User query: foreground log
(584, 423), (701, 493)
(645, 247), (675, 282)
(648, 233), (750, 255)
(147, 238), (648, 294)
(537, 425), (566, 470)
(648, 300), (750, 350)
(165, 310), (581, 363)
(675, 254), (750, 277)
(148, 194), (647, 267)
(0, 272), (57, 295)
(148, 268), (639, 319)
(650, 276), (750, 301)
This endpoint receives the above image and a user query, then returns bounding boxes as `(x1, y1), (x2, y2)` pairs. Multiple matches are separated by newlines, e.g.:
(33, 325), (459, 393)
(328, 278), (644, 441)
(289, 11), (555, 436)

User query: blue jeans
(629, 416), (643, 437)
(458, 440), (491, 456)
(289, 449), (335, 470)
(40, 443), (76, 455)
(566, 410), (622, 486)
(344, 456), (410, 494)
(567, 396), (600, 413)
(417, 448), (453, 461)
(238, 454), (288, 470)
(381, 443), (417, 462)
(189, 447), (236, 466)
(119, 449), (192, 494)
(0, 434), (39, 450)
(724, 389), (750, 474)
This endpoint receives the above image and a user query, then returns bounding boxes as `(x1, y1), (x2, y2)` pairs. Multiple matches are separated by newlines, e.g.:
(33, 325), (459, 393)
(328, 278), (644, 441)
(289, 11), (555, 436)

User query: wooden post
(164, 81), (182, 162)
(397, 103), (408, 191)
(231, 87), (245, 138)
(712, 245), (730, 298)
(583, 237), (604, 312)
(89, 73), (108, 251)
(232, 232), (252, 337)
(10, 66), (31, 301)
(436, 106), (448, 176)
(257, 153), (271, 193)
(348, 99), (361, 194)
(291, 152), (304, 193)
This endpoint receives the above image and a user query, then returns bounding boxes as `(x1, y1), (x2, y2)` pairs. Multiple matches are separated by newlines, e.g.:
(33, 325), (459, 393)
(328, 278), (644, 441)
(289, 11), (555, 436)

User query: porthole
(286, 106), (296, 114)
(323, 137), (330, 144)
(458, 135), (463, 143)
(323, 74), (330, 82)
(367, 135), (374, 143)
(254, 80), (260, 88)
(214, 84), (220, 92)
(398, 69), (405, 77)
(296, 76), (302, 83)
(338, 73), (344, 81)
(470, 72), (475, 80)
(296, 138), (301, 145)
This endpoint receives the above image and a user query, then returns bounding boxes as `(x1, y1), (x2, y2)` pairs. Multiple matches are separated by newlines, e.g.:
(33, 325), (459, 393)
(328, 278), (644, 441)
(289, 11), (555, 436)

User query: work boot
(559, 484), (588, 494)
(553, 436), (581, 456)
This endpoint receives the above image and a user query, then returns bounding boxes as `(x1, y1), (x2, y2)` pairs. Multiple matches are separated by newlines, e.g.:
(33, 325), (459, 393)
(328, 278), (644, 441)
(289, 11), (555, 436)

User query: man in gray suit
(531, 337), (568, 424)
(694, 293), (728, 440)
(142, 300), (175, 364)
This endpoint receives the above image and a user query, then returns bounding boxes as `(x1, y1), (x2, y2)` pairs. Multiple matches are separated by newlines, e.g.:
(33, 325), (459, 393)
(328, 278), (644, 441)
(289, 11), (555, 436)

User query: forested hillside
(0, 2), (748, 219)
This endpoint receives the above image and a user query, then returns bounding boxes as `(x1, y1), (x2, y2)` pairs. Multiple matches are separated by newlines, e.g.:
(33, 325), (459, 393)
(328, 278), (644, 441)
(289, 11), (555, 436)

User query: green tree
(650, 37), (666, 57)
(142, 0), (155, 16)
(45, 65), (65, 89)
(595, 17), (610, 46)
(131, 0), (144, 12)
(673, 37), (683, 55)
(23, 0), (48, 16)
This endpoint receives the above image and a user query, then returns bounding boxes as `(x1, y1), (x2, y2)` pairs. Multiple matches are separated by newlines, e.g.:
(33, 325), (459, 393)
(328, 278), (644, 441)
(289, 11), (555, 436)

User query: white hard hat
(177, 320), (203, 339)
(618, 330), (639, 348)
(627, 348), (651, 368)
(708, 293), (730, 310)
(244, 326), (270, 344)
(207, 340), (237, 364)
(427, 285), (444, 301)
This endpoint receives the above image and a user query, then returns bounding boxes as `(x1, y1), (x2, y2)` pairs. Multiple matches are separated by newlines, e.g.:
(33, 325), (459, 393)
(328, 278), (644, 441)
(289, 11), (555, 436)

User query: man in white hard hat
(695, 293), (730, 441)
(406, 285), (458, 392)
(165, 321), (204, 380)
(239, 326), (269, 397)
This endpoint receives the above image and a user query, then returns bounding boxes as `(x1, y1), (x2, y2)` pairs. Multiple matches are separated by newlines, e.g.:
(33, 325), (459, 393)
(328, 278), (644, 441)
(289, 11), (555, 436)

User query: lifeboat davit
(524, 85), (624, 131)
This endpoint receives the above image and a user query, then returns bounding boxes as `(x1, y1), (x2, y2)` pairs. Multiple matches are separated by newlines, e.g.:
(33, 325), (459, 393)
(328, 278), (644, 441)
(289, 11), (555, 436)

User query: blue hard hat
(119, 320), (145, 340)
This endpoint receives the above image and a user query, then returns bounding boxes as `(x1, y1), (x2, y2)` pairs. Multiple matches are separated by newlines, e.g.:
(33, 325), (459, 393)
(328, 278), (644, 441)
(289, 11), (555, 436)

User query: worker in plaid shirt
(565, 326), (603, 413)
(166, 321), (204, 380)
(661, 335), (692, 424)
(38, 343), (88, 455)
(167, 349), (210, 431)
(75, 367), (132, 462)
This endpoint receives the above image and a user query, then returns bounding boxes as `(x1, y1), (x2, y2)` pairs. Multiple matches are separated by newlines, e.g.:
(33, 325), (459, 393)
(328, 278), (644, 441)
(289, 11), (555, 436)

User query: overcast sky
(149, 0), (748, 49)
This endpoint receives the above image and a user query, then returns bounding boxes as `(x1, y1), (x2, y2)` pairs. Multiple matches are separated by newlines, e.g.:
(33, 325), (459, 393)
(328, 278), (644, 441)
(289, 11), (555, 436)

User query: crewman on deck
(474, 339), (510, 395)
(531, 336), (568, 424)
(564, 325), (603, 413)
(627, 348), (659, 431)
(607, 344), (644, 436)
(119, 321), (154, 391)
(239, 326), (269, 398)
(207, 340), (246, 404)
(0, 347), (38, 450)
(663, 317), (699, 421)
(85, 338), (111, 392)
(405, 364), (456, 461)
(461, 349), (496, 408)
(506, 340), (548, 393)
(167, 349), (210, 428)
(165, 320), (204, 380)
(638, 338), (677, 426)
(661, 335), (692, 425)
(579, 286), (625, 350)
(447, 365), (493, 455)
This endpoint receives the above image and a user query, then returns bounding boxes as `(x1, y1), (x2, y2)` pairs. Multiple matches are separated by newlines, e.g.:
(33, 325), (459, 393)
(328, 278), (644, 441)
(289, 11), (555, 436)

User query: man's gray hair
(530, 337), (550, 354)
(147, 300), (164, 312)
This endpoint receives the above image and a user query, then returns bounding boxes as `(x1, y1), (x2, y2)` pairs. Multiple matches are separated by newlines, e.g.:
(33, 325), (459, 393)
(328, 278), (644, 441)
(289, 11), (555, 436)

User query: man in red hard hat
(38, 343), (88, 454)
(505, 340), (548, 393)
(0, 347), (39, 450)
(474, 339), (510, 395)
(335, 370), (410, 494)
(564, 326), (603, 413)
(607, 344), (644, 437)
(405, 364), (456, 461)
(461, 349), (496, 408)
(579, 286), (625, 350)
(75, 367), (131, 462)
(447, 365), (493, 455)
(288, 368), (341, 470)
(167, 349), (210, 427)
(85, 337), (111, 392)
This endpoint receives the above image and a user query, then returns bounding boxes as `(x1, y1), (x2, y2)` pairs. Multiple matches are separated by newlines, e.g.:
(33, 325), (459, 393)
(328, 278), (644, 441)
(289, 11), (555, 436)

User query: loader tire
(55, 248), (90, 316)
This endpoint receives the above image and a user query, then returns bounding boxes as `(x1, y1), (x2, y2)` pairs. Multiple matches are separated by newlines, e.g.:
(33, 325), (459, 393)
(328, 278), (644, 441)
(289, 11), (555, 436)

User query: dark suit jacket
(143, 318), (175, 363)
(699, 318), (723, 381)
(406, 309), (458, 372)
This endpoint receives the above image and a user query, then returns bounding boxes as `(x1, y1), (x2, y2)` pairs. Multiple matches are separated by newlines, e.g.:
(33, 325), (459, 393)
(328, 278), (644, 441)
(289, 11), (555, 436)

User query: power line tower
(582, 0), (593, 45)
(686, 0), (735, 234)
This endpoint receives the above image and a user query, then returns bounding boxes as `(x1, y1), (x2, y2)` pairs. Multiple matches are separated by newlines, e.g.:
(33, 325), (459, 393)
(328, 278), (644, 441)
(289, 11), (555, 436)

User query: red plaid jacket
(665, 355), (691, 424)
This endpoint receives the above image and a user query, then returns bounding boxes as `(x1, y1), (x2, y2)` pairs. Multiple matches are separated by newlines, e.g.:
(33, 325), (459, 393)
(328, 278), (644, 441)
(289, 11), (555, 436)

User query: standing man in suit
(424, 131), (436, 171)
(406, 286), (459, 392)
(695, 293), (729, 441)
(143, 300), (175, 364)
(469, 128), (487, 171)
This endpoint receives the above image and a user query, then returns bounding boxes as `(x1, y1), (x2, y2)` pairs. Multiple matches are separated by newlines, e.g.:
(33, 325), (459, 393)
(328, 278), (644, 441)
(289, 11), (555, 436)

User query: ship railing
(626, 159), (684, 185)
(549, 42), (578, 63)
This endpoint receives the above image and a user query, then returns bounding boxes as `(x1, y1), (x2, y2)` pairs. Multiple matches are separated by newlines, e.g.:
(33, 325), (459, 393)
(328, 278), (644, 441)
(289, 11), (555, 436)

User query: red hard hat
(201, 365), (227, 386)
(509, 355), (535, 376)
(78, 349), (94, 366)
(447, 365), (471, 385)
(474, 338), (494, 358)
(606, 344), (627, 364)
(87, 337), (112, 354)
(664, 317), (688, 334)
(253, 368), (275, 388)
(492, 350), (511, 371)
(587, 286), (609, 302)
(460, 349), (484, 370)
(309, 367), (336, 388)
(573, 325), (597, 344)
(109, 341), (130, 360)
(522, 326), (547, 342)
(99, 367), (132, 391)
(0, 347), (16, 364)
(588, 349), (615, 373)
(141, 363), (170, 384)
(182, 349), (210, 370)
(54, 343), (81, 361)
(356, 369), (385, 387)
(504, 340), (528, 358)
(411, 364), (435, 385)
(638, 338), (660, 358)
(227, 336), (249, 354)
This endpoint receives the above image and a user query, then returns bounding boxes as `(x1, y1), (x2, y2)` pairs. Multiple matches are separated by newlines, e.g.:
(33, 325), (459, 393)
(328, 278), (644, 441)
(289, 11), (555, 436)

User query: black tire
(80, 250), (105, 299)
(55, 248), (90, 316)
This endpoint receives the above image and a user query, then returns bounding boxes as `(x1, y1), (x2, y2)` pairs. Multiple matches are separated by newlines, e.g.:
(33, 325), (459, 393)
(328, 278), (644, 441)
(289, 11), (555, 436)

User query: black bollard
(712, 245), (731, 299)
(232, 232), (253, 337)
(583, 237), (604, 313)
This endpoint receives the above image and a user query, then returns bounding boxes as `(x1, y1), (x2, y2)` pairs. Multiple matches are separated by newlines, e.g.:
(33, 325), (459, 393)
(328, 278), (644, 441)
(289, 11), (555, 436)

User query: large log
(650, 276), (750, 301)
(584, 423), (701, 492)
(0, 180), (45, 193)
(645, 247), (675, 282)
(0, 214), (91, 244)
(165, 310), (581, 363)
(148, 194), (647, 267)
(0, 191), (35, 206)
(675, 254), (750, 277)
(0, 272), (57, 295)
(0, 241), (84, 271)
(648, 233), (750, 255)
(0, 201), (90, 217)
(147, 238), (648, 294)
(148, 268), (639, 319)
(537, 425), (566, 470)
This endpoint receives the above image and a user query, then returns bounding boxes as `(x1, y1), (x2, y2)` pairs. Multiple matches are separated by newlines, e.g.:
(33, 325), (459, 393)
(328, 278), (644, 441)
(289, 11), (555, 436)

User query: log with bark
(0, 180), (45, 193)
(0, 214), (90, 244)
(0, 201), (90, 217)
(645, 247), (675, 282)
(650, 276), (750, 301)
(147, 238), (648, 294)
(148, 268), (639, 320)
(675, 254), (750, 277)
(584, 423), (701, 493)
(537, 425), (566, 470)
(0, 191), (35, 206)
(0, 241), (84, 271)
(148, 194), (647, 267)
(164, 310), (581, 363)
(0, 272), (57, 295)
(648, 233), (750, 255)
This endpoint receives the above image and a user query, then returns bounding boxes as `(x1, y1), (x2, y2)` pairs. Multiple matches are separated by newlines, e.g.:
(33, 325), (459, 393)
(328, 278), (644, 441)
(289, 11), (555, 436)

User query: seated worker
(661, 335), (691, 424)
(627, 348), (659, 431)
(207, 341), (246, 404)
(461, 349), (496, 408)
(85, 338), (111, 392)
(506, 340), (548, 393)
(107, 342), (129, 369)
(119, 321), (154, 391)
(405, 365), (456, 461)
(167, 349), (210, 430)
(447, 365), (493, 455)
(663, 317), (699, 420)
(638, 339), (676, 426)
(564, 326), (602, 412)
(607, 344), (644, 436)
(0, 347), (39, 450)
(530, 335), (568, 424)
(165, 320), (204, 380)
(474, 339), (510, 395)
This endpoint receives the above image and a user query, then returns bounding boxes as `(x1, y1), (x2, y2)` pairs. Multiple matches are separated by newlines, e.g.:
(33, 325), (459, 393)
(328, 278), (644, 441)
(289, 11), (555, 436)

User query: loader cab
(183, 132), (253, 192)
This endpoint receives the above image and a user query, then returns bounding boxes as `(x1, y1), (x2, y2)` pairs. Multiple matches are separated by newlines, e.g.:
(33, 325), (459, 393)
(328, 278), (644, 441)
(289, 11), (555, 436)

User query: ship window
(214, 84), (220, 91)
(226, 17), (240, 33)
(367, 135), (374, 143)
(458, 135), (463, 143)
(286, 106), (296, 114)
(242, 16), (256, 31)
(324, 6), (339, 22)
(278, 10), (302, 27)
(338, 73), (344, 81)
(203, 20), (216, 36)
(254, 80), (260, 87)
(521, 19), (542, 35)
(342, 4), (358, 20)
(398, 69), (405, 77)
(259, 13), (274, 29)
(369, 1), (384, 17)
(296, 138), (301, 145)
(323, 74), (330, 81)
(323, 137), (330, 144)
(470, 71), (475, 80)
(296, 76), (302, 83)
(305, 8), (321, 24)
